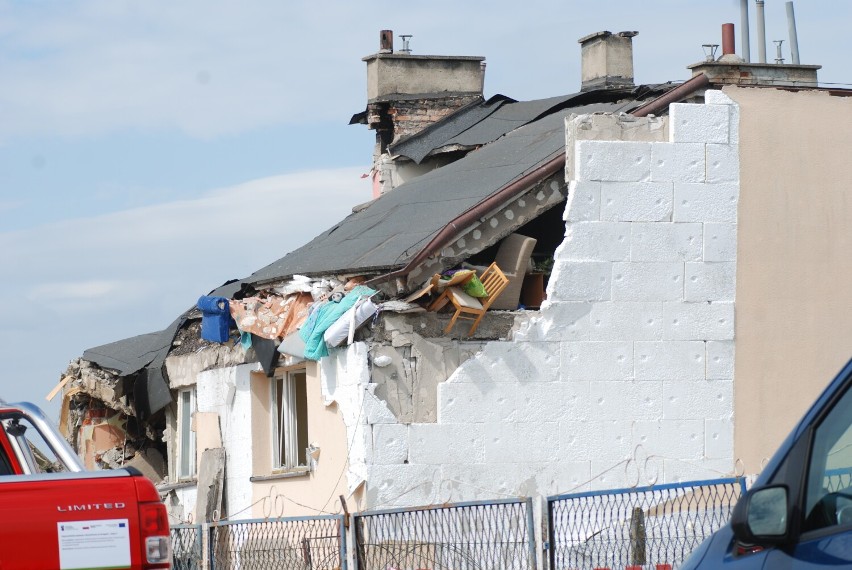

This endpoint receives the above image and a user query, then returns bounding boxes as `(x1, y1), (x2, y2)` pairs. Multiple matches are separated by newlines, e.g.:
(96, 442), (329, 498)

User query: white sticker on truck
(57, 518), (131, 570)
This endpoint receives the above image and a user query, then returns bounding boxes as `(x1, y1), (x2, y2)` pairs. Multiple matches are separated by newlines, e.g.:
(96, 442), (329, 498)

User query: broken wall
(195, 363), (255, 520)
(369, 313), (488, 423)
(327, 93), (740, 509)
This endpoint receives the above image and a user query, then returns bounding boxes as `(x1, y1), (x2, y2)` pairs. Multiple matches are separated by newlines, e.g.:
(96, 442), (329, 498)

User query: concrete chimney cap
(578, 31), (611, 44)
(578, 30), (638, 44)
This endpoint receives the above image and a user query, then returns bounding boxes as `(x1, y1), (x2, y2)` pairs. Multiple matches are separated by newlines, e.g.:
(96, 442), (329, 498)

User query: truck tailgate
(0, 471), (144, 570)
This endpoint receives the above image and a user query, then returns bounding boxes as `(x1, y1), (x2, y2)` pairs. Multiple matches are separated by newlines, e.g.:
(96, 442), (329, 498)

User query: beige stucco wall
(728, 86), (852, 474)
(249, 362), (353, 517)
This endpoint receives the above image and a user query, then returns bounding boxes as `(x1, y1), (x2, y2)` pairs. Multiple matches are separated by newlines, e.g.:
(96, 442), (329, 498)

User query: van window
(803, 386), (852, 532)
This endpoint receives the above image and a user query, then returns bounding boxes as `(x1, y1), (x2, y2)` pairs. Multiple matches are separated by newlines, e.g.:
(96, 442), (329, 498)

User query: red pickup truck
(0, 401), (171, 570)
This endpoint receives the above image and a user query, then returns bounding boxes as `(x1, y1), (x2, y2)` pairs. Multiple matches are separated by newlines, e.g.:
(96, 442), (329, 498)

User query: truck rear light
(139, 501), (169, 534)
(146, 536), (171, 564)
(139, 501), (171, 568)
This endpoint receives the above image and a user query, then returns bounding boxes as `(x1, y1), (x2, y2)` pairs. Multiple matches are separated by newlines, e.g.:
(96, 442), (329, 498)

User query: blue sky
(1, 0), (850, 416)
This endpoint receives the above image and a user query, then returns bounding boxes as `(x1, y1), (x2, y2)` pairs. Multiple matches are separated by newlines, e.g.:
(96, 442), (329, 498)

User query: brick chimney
(578, 31), (638, 91)
(357, 31), (485, 154)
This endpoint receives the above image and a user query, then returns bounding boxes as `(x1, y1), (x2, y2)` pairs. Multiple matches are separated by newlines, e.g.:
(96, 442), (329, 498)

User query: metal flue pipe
(786, 1), (801, 64)
(756, 0), (767, 63)
(741, 0), (751, 62)
(722, 23), (736, 56)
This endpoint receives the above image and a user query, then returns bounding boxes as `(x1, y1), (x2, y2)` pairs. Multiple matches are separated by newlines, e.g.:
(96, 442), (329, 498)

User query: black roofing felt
(83, 280), (241, 380)
(388, 95), (513, 163)
(389, 90), (643, 164)
(248, 108), (580, 285)
(82, 332), (165, 377)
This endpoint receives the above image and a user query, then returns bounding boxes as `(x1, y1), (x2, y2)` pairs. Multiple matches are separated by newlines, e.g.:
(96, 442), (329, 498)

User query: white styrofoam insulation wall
(195, 362), (259, 520)
(321, 91), (740, 510)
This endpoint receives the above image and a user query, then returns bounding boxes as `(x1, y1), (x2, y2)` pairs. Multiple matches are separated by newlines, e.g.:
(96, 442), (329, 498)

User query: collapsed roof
(76, 80), (683, 416)
(249, 85), (674, 286)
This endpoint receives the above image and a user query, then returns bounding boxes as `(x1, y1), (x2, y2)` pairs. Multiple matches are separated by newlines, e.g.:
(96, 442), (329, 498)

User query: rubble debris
(195, 448), (226, 523)
(125, 448), (166, 484)
(229, 292), (312, 340)
(58, 358), (167, 477)
(81, 410), (126, 471)
(300, 285), (378, 360)
(45, 375), (73, 402)
(324, 296), (379, 348)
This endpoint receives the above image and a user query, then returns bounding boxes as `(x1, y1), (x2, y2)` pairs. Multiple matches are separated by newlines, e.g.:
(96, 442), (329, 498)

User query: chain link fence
(171, 524), (203, 570)
(824, 467), (852, 492)
(547, 477), (747, 570)
(172, 477), (748, 569)
(353, 497), (536, 570)
(208, 515), (346, 570)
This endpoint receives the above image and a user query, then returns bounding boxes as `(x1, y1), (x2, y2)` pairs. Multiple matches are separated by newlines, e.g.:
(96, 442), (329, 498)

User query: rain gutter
(631, 72), (709, 117)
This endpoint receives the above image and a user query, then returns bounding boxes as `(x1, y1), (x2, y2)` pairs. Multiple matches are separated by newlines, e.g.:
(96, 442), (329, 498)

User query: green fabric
(299, 285), (377, 360)
(462, 275), (488, 298)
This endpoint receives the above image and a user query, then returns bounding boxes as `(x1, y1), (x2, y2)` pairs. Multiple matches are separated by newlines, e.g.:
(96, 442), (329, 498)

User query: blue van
(684, 358), (852, 568)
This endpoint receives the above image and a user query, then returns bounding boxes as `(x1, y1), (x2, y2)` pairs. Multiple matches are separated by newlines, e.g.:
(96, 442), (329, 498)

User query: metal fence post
(546, 496), (555, 570)
(339, 514), (349, 570)
(203, 522), (211, 570)
(739, 476), (749, 496)
(525, 497), (538, 570)
(352, 511), (362, 570)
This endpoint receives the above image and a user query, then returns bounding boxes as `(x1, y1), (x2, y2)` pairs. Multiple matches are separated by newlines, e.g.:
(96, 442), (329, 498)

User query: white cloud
(5, 0), (848, 142)
(0, 1), (371, 140)
(28, 279), (126, 301)
(3, 167), (369, 299)
(0, 167), (369, 410)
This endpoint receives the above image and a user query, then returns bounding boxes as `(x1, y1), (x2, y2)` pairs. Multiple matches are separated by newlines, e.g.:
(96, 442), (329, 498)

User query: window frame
(176, 388), (197, 481)
(800, 383), (852, 536)
(271, 368), (309, 472)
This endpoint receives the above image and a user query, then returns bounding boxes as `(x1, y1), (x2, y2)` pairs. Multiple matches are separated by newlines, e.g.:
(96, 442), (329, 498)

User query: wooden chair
(428, 263), (510, 336)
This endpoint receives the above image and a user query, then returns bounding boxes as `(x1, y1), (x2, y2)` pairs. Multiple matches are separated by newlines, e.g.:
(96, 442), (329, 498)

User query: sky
(1, 0), (850, 418)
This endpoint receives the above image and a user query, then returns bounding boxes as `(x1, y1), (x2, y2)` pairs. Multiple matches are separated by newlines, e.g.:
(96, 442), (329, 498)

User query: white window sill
(157, 479), (198, 492)
(250, 468), (311, 482)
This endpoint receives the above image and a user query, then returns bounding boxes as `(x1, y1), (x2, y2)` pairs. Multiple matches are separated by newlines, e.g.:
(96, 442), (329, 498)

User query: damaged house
(57, 27), (852, 525)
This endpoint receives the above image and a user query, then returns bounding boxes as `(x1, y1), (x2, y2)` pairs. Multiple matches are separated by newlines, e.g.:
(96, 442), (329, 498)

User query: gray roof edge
(248, 264), (400, 288)
(362, 53), (485, 63)
(367, 91), (483, 104)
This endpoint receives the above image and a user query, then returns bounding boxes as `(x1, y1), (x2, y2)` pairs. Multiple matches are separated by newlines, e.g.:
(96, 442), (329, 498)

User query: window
(272, 370), (309, 470)
(803, 386), (852, 532)
(176, 388), (196, 480)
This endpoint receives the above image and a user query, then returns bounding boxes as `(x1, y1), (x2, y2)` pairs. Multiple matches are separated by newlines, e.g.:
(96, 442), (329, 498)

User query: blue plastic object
(197, 296), (231, 343)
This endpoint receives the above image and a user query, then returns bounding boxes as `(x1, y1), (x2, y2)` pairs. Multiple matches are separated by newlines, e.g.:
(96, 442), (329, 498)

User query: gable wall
(728, 86), (852, 473)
